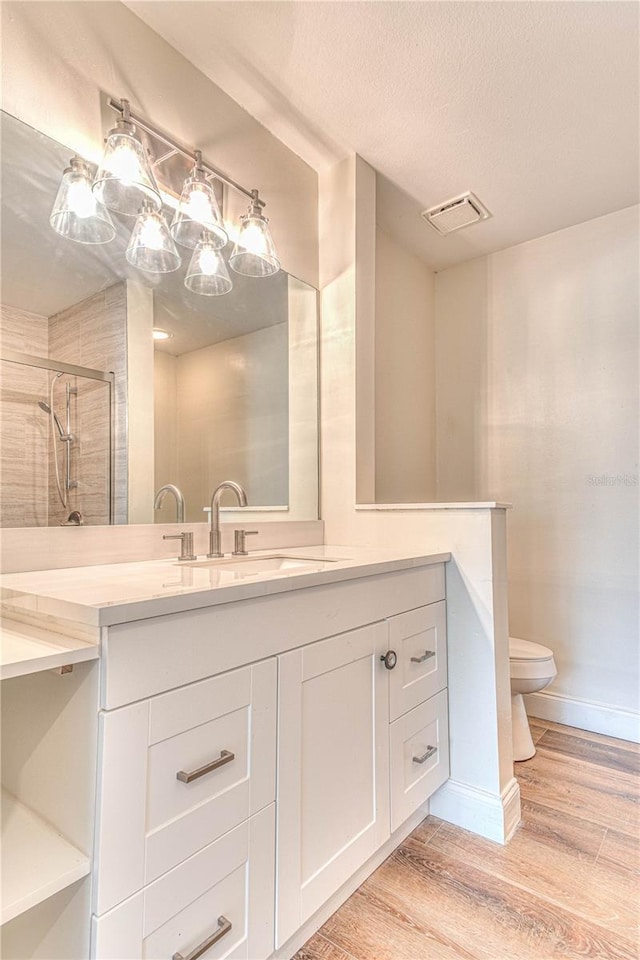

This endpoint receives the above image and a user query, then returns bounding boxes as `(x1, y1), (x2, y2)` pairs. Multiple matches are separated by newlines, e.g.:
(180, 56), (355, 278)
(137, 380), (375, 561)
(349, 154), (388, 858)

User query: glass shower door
(0, 352), (114, 527)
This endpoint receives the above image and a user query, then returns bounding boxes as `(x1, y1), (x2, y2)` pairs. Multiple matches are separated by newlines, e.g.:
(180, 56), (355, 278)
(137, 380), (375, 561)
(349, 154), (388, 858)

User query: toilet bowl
(509, 637), (557, 761)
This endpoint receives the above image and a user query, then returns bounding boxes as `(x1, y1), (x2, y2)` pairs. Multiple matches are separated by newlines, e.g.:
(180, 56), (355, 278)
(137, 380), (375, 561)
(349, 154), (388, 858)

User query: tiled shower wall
(0, 305), (49, 526)
(0, 282), (127, 527)
(48, 283), (128, 525)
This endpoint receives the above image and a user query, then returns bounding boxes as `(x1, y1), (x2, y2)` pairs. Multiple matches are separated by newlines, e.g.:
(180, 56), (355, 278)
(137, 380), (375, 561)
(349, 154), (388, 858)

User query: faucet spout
(154, 484), (186, 524)
(208, 480), (248, 558)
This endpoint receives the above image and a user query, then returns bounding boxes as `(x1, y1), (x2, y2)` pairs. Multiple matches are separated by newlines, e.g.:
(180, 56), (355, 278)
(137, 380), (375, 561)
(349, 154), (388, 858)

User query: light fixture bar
(107, 97), (259, 204)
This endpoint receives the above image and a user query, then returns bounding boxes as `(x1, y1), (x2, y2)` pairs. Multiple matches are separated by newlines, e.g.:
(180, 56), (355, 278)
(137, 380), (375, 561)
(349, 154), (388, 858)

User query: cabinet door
(276, 622), (390, 948)
(388, 601), (447, 721)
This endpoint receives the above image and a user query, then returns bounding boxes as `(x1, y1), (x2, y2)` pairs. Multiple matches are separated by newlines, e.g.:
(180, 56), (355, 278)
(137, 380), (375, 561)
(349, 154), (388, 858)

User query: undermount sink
(180, 554), (340, 576)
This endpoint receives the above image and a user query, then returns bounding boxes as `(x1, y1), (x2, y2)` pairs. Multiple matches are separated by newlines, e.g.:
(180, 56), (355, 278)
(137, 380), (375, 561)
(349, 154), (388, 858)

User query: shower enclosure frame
(1, 348), (116, 525)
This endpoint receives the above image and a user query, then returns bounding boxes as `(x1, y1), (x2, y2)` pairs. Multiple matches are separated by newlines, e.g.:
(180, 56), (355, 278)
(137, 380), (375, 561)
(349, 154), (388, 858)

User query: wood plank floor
(294, 719), (640, 960)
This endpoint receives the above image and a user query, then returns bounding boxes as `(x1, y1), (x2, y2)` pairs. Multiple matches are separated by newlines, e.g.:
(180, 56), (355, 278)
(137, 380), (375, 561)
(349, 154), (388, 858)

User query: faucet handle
(232, 529), (258, 557)
(163, 531), (197, 562)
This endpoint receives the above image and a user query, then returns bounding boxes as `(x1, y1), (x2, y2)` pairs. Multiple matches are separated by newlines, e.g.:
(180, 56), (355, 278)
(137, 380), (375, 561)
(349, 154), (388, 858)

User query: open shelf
(1, 789), (90, 925)
(0, 620), (98, 680)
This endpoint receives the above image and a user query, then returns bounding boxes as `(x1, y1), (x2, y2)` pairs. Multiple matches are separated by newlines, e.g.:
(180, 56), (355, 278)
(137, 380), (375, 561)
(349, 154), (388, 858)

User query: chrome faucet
(163, 531), (196, 562)
(208, 481), (248, 558)
(154, 484), (185, 524)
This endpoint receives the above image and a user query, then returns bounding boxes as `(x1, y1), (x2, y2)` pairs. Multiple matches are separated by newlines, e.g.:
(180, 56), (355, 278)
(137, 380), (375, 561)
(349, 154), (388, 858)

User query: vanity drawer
(92, 804), (275, 960)
(389, 689), (449, 832)
(388, 601), (447, 721)
(94, 659), (276, 915)
(147, 703), (249, 834)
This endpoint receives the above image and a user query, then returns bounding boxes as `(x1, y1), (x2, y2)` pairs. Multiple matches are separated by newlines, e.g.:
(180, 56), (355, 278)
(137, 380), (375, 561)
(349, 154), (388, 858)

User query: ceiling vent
(421, 192), (491, 236)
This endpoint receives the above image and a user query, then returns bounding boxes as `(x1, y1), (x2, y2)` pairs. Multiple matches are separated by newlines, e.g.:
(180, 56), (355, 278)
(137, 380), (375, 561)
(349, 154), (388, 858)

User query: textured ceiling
(126, 0), (639, 270)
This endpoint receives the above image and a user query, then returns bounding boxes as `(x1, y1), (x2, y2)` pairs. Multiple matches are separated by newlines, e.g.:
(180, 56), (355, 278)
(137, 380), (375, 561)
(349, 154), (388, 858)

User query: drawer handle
(172, 915), (232, 960)
(411, 650), (435, 664)
(176, 750), (235, 784)
(413, 745), (437, 764)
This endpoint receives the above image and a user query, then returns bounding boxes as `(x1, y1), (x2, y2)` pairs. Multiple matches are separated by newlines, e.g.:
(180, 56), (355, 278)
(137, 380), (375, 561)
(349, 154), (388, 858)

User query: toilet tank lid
(509, 637), (554, 661)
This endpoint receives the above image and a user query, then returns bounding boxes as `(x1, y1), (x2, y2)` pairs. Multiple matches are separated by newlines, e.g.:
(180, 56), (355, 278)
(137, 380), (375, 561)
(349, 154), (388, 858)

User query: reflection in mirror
(0, 111), (319, 527)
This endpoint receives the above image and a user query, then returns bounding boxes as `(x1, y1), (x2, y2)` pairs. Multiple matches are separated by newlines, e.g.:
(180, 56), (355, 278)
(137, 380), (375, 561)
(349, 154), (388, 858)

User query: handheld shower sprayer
(38, 399), (66, 439)
(39, 372), (76, 509)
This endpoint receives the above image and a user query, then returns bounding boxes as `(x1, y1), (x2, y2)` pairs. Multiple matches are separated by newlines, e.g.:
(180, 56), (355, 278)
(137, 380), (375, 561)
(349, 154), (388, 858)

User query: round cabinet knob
(380, 650), (398, 670)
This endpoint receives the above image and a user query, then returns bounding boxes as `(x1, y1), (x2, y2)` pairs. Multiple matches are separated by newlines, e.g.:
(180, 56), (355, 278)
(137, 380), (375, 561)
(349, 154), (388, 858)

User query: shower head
(38, 399), (65, 438)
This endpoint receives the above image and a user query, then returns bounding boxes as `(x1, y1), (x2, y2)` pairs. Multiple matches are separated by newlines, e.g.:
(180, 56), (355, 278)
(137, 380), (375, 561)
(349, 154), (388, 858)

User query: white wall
(320, 155), (518, 843)
(375, 228), (436, 502)
(435, 205), (640, 739)
(0, 0), (318, 287)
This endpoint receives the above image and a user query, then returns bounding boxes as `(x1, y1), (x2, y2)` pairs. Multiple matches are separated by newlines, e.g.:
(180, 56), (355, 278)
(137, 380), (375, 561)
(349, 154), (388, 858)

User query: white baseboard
(429, 776), (521, 845)
(524, 690), (640, 744)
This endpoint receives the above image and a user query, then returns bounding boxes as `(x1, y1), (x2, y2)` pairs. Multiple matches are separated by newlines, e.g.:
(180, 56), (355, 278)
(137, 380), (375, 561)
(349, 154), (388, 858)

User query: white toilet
(509, 637), (557, 761)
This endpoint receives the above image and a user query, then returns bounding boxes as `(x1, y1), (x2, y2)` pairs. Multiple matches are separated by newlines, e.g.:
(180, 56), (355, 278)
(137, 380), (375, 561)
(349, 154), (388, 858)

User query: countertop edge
(98, 552), (451, 626)
(1, 551), (451, 629)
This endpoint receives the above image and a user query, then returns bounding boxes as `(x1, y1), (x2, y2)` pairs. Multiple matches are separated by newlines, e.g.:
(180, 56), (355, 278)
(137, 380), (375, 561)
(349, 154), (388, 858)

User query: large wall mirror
(0, 111), (319, 527)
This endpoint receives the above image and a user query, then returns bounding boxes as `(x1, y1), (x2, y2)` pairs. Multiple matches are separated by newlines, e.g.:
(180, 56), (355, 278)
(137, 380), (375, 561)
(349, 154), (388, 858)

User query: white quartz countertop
(0, 545), (450, 628)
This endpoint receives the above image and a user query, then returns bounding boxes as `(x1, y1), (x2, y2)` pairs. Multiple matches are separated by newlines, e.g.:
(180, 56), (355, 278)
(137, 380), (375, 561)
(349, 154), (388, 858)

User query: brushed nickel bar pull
(413, 745), (438, 764)
(176, 750), (234, 783)
(411, 650), (436, 664)
(172, 915), (232, 960)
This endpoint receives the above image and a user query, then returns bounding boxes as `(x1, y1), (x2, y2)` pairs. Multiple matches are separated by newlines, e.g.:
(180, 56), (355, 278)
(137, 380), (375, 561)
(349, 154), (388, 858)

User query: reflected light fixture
(229, 190), (280, 277)
(152, 328), (173, 341)
(171, 151), (227, 250)
(92, 100), (161, 216)
(49, 157), (116, 243)
(49, 97), (280, 293)
(126, 200), (181, 273)
(184, 232), (233, 296)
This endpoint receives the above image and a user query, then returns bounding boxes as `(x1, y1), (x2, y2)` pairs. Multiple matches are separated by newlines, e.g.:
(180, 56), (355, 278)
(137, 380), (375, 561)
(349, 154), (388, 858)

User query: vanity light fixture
(49, 97), (280, 289)
(92, 101), (162, 216)
(184, 232), (232, 296)
(49, 157), (116, 244)
(125, 199), (181, 273)
(229, 190), (280, 278)
(170, 151), (227, 250)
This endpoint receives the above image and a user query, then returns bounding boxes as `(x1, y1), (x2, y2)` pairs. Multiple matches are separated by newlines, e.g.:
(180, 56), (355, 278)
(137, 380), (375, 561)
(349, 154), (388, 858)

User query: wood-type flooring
(294, 719), (640, 960)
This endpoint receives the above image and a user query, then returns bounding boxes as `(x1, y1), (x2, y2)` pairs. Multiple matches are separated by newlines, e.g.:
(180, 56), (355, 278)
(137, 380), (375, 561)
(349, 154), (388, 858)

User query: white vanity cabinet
(84, 557), (450, 960)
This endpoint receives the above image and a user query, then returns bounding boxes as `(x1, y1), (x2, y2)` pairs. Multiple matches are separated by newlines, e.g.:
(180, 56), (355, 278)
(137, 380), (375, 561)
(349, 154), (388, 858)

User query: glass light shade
(126, 201), (181, 273)
(229, 210), (280, 277)
(184, 236), (232, 296)
(92, 119), (162, 216)
(49, 157), (116, 244)
(171, 168), (227, 249)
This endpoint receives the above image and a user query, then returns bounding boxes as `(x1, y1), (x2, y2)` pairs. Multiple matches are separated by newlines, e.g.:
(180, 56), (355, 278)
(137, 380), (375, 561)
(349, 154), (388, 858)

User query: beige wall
(153, 351), (178, 521)
(375, 228), (436, 502)
(125, 282), (154, 524)
(0, 305), (49, 526)
(435, 205), (639, 731)
(154, 323), (289, 522)
(0, 0), (318, 288)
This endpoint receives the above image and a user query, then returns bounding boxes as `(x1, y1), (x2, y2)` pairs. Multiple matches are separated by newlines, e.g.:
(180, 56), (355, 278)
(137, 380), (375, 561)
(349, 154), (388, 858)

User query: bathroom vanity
(0, 546), (450, 959)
